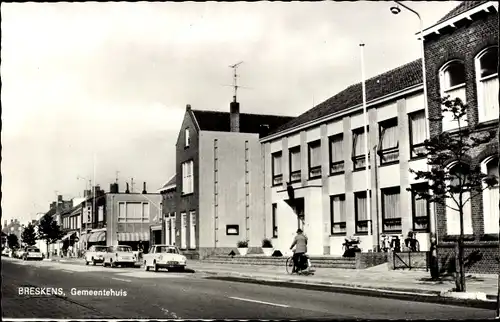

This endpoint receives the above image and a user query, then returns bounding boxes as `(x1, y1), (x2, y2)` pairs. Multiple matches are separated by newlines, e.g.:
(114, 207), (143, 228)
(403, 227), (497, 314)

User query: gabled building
(174, 99), (294, 258)
(422, 0), (499, 273)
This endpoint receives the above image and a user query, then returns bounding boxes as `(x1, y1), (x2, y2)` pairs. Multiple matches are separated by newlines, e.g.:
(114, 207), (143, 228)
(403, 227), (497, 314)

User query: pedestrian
(430, 235), (439, 280)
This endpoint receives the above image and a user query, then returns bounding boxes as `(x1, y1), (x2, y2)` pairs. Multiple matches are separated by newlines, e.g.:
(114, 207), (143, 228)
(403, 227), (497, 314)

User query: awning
(88, 231), (106, 243)
(117, 231), (150, 242)
(62, 231), (76, 241)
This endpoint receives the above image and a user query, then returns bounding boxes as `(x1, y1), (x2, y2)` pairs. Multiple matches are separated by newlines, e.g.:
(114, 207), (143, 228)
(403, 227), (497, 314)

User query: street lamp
(390, 1), (435, 237)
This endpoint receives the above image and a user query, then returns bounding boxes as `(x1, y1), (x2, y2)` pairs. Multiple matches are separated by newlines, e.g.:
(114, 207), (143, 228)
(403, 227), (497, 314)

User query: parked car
(85, 245), (108, 266)
(2, 248), (11, 256)
(143, 245), (187, 272)
(23, 247), (43, 261)
(15, 248), (27, 259)
(103, 245), (136, 268)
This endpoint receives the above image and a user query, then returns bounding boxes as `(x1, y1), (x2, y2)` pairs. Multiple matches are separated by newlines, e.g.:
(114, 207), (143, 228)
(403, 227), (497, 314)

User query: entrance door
(181, 213), (187, 249)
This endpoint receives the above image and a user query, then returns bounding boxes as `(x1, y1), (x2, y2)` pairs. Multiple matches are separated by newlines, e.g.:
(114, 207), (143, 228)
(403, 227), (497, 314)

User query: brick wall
(355, 252), (389, 269)
(424, 9), (499, 274)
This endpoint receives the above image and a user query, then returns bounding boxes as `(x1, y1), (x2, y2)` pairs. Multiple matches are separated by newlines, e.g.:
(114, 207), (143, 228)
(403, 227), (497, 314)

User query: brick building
(422, 0), (499, 273)
(157, 175), (176, 246)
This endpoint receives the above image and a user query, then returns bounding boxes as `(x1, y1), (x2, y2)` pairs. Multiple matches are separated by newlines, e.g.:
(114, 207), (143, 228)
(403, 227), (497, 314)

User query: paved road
(1, 257), (495, 320)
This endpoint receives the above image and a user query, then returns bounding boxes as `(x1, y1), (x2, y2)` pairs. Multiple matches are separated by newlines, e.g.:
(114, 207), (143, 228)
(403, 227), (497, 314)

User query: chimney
(142, 182), (147, 194)
(110, 183), (119, 194)
(259, 124), (270, 138)
(58, 195), (63, 202)
(230, 100), (240, 132)
(186, 104), (191, 111)
(125, 182), (130, 194)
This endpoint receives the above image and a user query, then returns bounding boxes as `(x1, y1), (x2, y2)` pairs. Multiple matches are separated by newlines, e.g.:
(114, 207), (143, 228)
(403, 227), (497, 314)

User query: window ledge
(476, 119), (499, 130)
(382, 230), (402, 234)
(412, 229), (430, 233)
(442, 234), (475, 242)
(443, 83), (466, 92)
(308, 176), (322, 181)
(479, 73), (498, 82)
(480, 234), (499, 241)
(181, 193), (194, 197)
(379, 160), (399, 167)
(353, 167), (370, 172)
(289, 179), (301, 184)
(329, 171), (345, 176)
(354, 232), (369, 236)
(330, 233), (347, 237)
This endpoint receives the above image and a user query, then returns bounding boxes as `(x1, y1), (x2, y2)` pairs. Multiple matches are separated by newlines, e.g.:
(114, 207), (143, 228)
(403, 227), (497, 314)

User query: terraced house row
(155, 1), (498, 273)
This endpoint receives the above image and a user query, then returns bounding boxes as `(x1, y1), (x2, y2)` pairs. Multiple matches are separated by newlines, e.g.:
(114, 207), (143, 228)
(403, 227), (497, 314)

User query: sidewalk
(187, 261), (497, 302)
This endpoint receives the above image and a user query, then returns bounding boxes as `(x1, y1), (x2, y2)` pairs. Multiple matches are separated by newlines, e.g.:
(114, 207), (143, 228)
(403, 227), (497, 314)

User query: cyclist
(290, 228), (308, 273)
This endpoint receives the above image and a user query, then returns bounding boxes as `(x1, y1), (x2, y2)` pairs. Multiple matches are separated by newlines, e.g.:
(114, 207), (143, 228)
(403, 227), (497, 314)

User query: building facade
(158, 175), (176, 246)
(261, 61), (432, 256)
(174, 102), (293, 258)
(422, 0), (499, 273)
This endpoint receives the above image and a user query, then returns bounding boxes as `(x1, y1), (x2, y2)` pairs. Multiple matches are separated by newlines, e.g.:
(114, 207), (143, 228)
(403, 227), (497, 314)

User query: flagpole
(360, 43), (372, 249)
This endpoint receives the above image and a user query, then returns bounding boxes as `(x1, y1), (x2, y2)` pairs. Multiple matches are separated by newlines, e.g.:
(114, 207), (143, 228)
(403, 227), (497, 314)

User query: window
(182, 160), (194, 194)
(475, 47), (499, 122)
(226, 225), (239, 235)
(330, 195), (346, 234)
(482, 157), (499, 234)
(378, 118), (399, 164)
(289, 146), (301, 182)
(329, 134), (344, 174)
(126, 202), (143, 222)
(440, 61), (467, 131)
(272, 152), (283, 186)
(446, 163), (473, 235)
(185, 128), (190, 147)
(412, 183), (430, 232)
(381, 187), (401, 233)
(355, 191), (371, 233)
(352, 128), (369, 170)
(118, 202), (126, 222)
(272, 203), (278, 238)
(189, 211), (196, 249)
(98, 206), (104, 222)
(409, 110), (427, 158)
(180, 212), (187, 249)
(308, 141), (322, 179)
(142, 203), (150, 222)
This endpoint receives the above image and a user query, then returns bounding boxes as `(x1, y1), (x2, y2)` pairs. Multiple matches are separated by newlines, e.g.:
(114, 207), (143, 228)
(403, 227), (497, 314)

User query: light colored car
(15, 248), (27, 259)
(23, 247), (43, 260)
(85, 245), (108, 265)
(103, 245), (136, 268)
(2, 248), (11, 256)
(143, 245), (187, 272)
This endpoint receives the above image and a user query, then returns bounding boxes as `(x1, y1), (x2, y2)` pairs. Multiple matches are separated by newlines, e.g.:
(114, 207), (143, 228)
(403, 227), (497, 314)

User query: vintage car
(23, 247), (43, 260)
(85, 245), (108, 265)
(143, 245), (187, 272)
(103, 245), (136, 268)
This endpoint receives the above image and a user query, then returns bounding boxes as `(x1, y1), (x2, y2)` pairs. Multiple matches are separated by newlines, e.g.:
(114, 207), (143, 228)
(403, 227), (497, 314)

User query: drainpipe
(373, 145), (380, 252)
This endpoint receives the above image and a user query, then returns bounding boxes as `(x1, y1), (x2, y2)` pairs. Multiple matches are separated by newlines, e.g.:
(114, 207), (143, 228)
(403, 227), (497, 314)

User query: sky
(1, 1), (459, 225)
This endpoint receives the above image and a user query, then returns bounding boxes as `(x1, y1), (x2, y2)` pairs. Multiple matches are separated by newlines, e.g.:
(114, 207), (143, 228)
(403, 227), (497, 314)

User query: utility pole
(496, 25), (500, 320)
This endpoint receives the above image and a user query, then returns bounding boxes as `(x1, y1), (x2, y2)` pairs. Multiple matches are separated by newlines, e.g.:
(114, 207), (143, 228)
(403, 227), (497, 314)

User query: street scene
(2, 0), (499, 320)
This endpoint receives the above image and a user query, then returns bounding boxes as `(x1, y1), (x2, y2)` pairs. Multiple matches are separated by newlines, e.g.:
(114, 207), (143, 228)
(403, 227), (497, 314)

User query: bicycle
(285, 253), (312, 275)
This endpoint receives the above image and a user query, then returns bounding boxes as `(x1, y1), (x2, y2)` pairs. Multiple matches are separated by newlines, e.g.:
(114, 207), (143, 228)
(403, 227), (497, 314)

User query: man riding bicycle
(290, 228), (308, 273)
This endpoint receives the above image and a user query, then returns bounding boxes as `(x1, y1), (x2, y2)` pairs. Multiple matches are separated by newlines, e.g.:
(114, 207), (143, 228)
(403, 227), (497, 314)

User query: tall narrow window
(180, 212), (187, 249)
(118, 202), (126, 222)
(182, 160), (194, 194)
(331, 195), (346, 234)
(381, 187), (401, 233)
(329, 134), (344, 174)
(412, 183), (430, 232)
(272, 152), (283, 186)
(189, 211), (196, 249)
(142, 203), (150, 222)
(272, 203), (278, 238)
(289, 146), (301, 183)
(446, 163), (473, 235)
(409, 110), (427, 158)
(378, 118), (399, 164)
(440, 61), (467, 131)
(185, 128), (190, 147)
(475, 47), (499, 123)
(308, 141), (322, 179)
(482, 157), (499, 234)
(355, 191), (370, 233)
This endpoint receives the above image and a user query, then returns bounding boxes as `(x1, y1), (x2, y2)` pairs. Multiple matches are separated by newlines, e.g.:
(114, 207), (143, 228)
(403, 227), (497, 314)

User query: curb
(197, 269), (496, 310)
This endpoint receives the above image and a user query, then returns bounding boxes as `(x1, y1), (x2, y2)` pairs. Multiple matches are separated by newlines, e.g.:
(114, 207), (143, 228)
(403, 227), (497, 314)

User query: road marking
(112, 277), (132, 283)
(229, 296), (290, 308)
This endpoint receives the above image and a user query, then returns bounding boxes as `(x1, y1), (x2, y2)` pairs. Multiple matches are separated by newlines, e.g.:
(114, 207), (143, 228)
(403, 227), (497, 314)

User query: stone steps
(201, 255), (357, 269)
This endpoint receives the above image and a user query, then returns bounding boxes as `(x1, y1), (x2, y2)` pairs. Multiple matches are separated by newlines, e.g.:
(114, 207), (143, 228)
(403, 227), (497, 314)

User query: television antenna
(221, 61), (253, 102)
(115, 171), (120, 184)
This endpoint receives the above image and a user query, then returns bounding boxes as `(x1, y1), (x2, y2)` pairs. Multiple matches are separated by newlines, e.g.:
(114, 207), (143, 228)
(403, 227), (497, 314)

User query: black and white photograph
(1, 0), (499, 320)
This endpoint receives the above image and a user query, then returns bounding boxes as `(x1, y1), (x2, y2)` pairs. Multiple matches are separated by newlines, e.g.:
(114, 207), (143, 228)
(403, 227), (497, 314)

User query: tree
(7, 234), (20, 249)
(21, 223), (37, 246)
(408, 96), (498, 292)
(37, 213), (64, 258)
